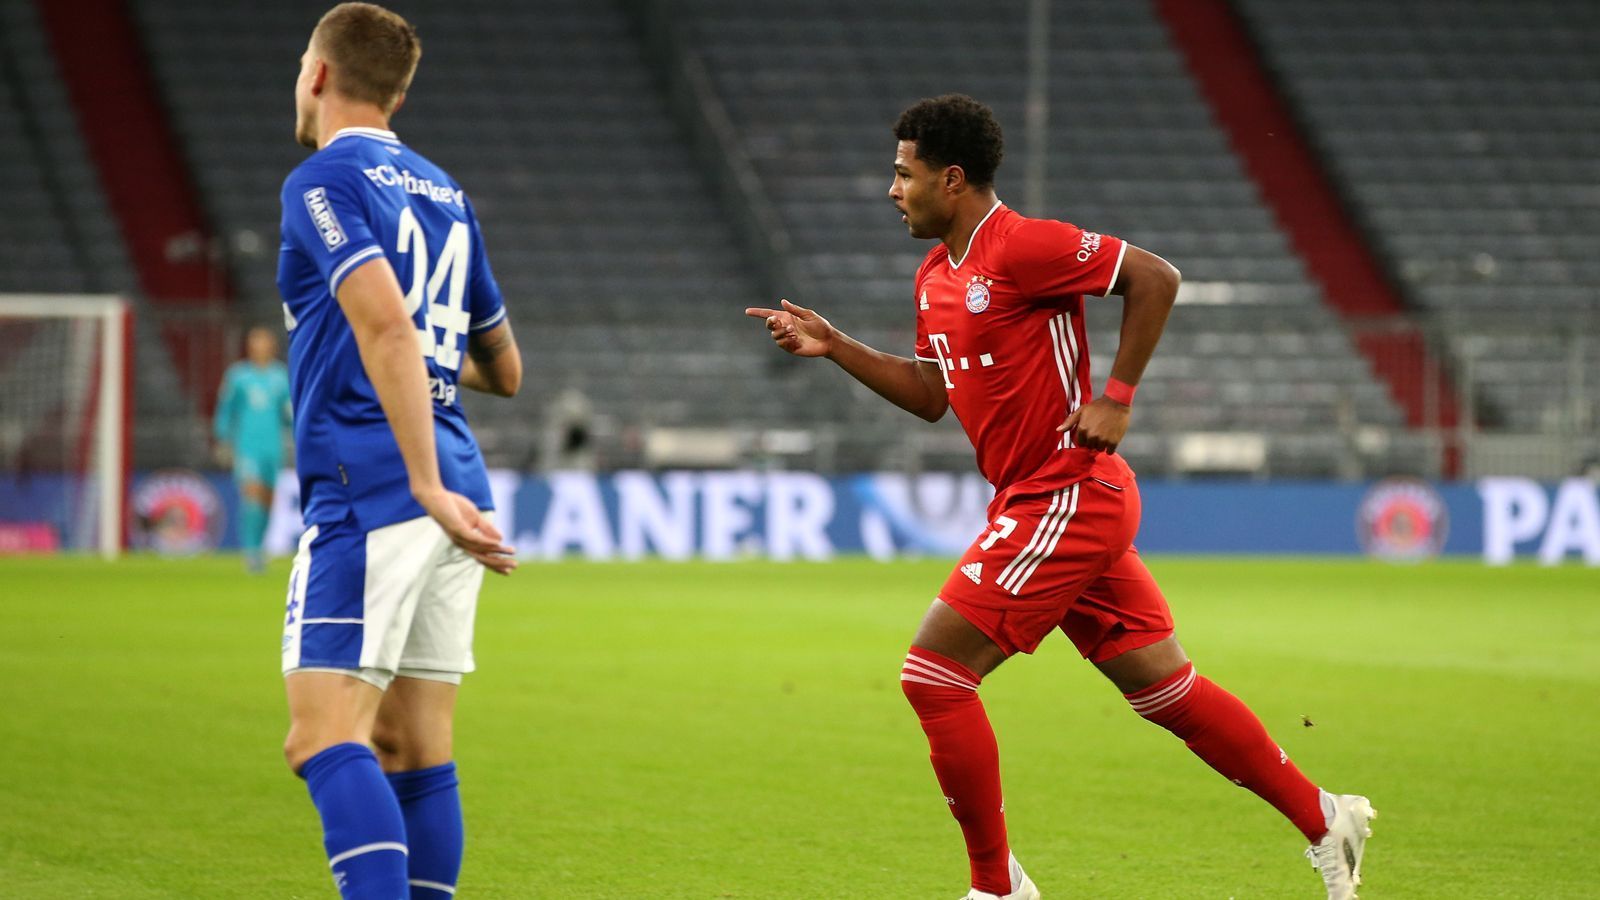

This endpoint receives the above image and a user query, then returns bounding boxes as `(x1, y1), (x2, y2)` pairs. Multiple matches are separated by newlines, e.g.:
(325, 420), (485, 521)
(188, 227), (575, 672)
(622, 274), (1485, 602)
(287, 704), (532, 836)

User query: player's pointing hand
(744, 298), (835, 358)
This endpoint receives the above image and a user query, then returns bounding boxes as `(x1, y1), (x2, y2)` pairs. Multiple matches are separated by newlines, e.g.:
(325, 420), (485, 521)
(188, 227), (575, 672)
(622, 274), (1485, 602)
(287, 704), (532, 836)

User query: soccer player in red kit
(746, 95), (1375, 899)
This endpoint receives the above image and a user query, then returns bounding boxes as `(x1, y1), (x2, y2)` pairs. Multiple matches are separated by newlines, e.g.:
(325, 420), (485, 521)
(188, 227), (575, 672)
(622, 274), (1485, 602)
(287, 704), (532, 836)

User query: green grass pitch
(2, 556), (1596, 898)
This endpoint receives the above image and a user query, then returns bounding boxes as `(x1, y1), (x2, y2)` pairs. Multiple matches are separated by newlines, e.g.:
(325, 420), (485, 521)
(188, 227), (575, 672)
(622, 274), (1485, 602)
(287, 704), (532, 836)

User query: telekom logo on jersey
(927, 333), (997, 389)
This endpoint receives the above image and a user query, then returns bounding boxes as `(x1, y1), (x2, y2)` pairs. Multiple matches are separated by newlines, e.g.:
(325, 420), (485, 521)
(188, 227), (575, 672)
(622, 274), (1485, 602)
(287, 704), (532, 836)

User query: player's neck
(315, 102), (393, 149)
(941, 192), (1001, 265)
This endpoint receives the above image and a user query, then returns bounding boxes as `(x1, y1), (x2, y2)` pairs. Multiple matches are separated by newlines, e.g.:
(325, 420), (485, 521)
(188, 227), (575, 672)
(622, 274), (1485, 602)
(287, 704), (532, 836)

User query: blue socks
(300, 743), (409, 900)
(387, 762), (464, 900)
(300, 746), (465, 899)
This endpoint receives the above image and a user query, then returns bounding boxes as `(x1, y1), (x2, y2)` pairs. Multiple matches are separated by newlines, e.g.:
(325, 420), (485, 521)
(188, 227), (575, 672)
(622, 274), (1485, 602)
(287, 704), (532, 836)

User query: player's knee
(283, 719), (369, 774)
(369, 722), (417, 771)
(370, 721), (451, 771)
(900, 647), (982, 712)
(369, 719), (401, 759)
(283, 726), (320, 774)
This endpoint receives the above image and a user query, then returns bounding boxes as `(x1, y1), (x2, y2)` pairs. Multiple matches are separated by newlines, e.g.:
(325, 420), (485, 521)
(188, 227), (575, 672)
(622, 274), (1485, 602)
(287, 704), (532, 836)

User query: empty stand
(1235, 0), (1600, 440)
(0, 0), (201, 469)
(681, 0), (1411, 475)
(130, 0), (776, 467)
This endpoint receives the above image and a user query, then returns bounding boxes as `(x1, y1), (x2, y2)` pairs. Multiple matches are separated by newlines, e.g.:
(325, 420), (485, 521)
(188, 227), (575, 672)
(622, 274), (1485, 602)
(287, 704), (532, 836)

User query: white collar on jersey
(325, 126), (400, 147)
(948, 200), (1004, 270)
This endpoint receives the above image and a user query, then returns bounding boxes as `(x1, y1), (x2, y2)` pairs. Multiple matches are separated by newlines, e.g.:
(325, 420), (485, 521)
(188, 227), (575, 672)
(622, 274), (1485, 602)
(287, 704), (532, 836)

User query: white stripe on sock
(901, 661), (977, 691)
(1130, 669), (1195, 713)
(900, 673), (976, 692)
(327, 841), (408, 868)
(409, 879), (457, 895)
(903, 655), (979, 689)
(1130, 669), (1197, 716)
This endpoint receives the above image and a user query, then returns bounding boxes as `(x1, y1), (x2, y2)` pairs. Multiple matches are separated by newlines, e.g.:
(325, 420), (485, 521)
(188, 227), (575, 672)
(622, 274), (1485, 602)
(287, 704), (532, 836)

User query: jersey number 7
(396, 206), (471, 371)
(979, 515), (1018, 550)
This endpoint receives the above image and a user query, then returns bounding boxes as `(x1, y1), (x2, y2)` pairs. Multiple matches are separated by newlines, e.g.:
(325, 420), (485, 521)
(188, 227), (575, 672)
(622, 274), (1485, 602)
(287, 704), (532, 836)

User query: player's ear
(310, 59), (328, 96)
(390, 93), (407, 116)
(944, 165), (966, 194)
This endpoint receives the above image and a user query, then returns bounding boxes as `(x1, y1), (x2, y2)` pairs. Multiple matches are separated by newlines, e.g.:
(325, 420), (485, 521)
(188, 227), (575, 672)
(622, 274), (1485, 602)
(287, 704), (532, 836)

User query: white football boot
(959, 853), (1040, 900)
(1306, 793), (1377, 899)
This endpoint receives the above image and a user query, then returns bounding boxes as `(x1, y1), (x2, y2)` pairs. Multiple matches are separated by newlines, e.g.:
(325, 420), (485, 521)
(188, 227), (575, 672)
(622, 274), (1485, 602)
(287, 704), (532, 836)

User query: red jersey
(913, 203), (1130, 512)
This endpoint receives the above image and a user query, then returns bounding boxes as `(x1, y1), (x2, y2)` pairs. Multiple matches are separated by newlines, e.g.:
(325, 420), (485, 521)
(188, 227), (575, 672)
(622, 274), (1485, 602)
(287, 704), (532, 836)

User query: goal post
(0, 295), (130, 558)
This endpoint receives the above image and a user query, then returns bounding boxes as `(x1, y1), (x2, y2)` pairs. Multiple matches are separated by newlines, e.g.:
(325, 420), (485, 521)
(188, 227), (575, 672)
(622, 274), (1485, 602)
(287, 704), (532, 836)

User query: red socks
(902, 647), (1012, 895)
(1126, 663), (1328, 841)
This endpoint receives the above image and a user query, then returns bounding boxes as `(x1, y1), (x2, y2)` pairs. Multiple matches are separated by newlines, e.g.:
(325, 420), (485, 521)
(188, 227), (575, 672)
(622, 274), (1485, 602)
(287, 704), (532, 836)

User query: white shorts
(281, 512), (489, 691)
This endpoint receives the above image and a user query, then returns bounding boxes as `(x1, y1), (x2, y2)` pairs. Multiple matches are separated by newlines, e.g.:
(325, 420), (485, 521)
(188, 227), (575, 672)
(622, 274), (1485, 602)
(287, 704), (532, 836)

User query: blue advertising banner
(259, 471), (1600, 566)
(5, 470), (1598, 565)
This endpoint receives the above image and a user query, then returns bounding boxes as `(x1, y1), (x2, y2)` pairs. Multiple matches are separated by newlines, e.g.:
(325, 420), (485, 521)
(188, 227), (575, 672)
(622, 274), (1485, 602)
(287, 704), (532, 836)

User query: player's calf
(901, 647), (1014, 897)
(387, 763), (463, 900)
(374, 676), (465, 899)
(1122, 661), (1329, 843)
(297, 742), (410, 899)
(285, 672), (410, 899)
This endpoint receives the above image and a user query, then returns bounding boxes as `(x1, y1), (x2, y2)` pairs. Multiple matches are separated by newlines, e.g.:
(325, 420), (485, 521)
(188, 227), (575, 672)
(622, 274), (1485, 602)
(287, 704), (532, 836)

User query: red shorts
(936, 471), (1174, 661)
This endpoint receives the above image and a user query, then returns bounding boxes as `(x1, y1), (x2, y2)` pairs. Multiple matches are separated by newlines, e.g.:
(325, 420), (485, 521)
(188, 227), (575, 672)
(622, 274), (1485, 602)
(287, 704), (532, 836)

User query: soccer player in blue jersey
(277, 5), (522, 898)
(214, 326), (291, 572)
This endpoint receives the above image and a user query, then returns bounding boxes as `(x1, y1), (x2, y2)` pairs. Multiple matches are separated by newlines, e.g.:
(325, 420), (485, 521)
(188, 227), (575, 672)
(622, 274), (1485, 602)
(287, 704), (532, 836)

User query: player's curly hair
(893, 94), (1004, 188)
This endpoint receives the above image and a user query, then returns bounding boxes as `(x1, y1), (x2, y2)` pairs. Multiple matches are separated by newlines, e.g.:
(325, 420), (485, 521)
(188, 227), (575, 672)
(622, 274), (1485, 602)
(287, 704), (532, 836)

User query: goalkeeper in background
(214, 325), (291, 572)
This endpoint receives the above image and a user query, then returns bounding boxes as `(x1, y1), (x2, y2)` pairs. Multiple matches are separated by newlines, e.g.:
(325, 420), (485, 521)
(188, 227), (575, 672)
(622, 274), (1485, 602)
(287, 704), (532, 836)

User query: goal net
(0, 295), (129, 557)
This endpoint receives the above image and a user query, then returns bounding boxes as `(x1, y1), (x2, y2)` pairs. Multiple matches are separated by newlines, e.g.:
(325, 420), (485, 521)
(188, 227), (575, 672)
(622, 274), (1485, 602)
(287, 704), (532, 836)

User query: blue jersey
(277, 126), (506, 531)
(213, 360), (291, 453)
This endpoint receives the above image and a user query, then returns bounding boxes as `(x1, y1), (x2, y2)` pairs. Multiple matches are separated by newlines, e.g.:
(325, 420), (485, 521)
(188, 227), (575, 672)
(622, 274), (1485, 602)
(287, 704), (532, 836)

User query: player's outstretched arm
(745, 299), (949, 422)
(1060, 245), (1180, 453)
(336, 258), (517, 574)
(459, 320), (521, 397)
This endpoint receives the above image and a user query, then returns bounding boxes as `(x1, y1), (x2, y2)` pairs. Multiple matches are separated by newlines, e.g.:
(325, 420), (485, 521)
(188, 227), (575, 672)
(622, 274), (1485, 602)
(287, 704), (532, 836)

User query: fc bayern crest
(1356, 477), (1449, 562)
(965, 276), (993, 313)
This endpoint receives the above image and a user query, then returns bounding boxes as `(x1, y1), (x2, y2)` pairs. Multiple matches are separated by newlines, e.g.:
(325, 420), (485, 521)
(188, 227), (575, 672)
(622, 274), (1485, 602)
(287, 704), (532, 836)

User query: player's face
(247, 329), (277, 364)
(890, 140), (951, 240)
(293, 41), (319, 149)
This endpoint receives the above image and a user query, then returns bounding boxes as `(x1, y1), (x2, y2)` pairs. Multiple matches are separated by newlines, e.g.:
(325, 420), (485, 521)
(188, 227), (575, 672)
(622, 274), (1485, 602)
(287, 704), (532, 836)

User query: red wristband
(1104, 378), (1136, 406)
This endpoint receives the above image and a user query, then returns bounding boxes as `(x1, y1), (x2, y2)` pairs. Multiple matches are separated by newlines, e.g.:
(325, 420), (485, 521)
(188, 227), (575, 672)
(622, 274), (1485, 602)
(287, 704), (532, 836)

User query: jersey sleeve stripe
(914, 353), (941, 364)
(468, 306), (507, 332)
(327, 245), (385, 296)
(1097, 240), (1129, 297)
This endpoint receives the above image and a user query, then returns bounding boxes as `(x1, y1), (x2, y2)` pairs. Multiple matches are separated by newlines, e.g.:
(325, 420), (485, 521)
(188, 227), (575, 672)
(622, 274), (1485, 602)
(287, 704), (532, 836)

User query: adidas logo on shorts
(961, 562), (983, 584)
